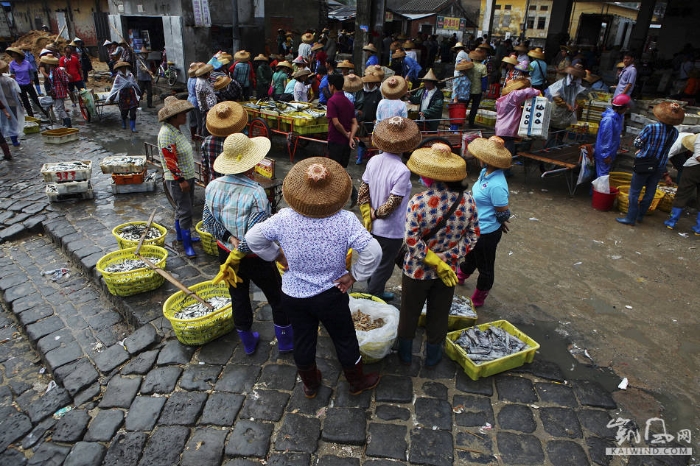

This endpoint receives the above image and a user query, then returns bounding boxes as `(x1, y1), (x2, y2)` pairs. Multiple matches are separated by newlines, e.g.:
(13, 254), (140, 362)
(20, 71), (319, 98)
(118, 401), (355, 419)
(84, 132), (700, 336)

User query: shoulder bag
(633, 127), (674, 174)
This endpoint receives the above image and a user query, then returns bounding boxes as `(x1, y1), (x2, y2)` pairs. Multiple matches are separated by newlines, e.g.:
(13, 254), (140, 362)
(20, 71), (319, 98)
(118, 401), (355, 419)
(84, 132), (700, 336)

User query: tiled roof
(391, 0), (452, 13)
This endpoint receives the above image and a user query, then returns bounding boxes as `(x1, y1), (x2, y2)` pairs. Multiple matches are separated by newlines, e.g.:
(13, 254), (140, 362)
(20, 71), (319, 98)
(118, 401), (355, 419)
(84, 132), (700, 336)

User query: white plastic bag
(349, 295), (400, 363)
(592, 175), (610, 194)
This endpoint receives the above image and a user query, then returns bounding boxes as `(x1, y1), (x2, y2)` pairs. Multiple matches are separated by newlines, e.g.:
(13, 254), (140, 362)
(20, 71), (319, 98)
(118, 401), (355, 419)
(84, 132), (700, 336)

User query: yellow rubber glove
(423, 250), (458, 287)
(359, 203), (372, 232)
(212, 250), (246, 288)
(346, 249), (353, 271)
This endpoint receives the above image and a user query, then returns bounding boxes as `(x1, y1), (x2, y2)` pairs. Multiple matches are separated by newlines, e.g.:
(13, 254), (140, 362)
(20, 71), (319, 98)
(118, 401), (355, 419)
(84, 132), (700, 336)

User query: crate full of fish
(46, 182), (94, 202)
(445, 320), (540, 380)
(41, 160), (93, 182)
(41, 127), (80, 144)
(195, 221), (219, 257)
(112, 221), (167, 249)
(95, 245), (168, 297)
(163, 280), (235, 346)
(349, 293), (399, 364)
(100, 155), (147, 174)
(418, 295), (477, 330)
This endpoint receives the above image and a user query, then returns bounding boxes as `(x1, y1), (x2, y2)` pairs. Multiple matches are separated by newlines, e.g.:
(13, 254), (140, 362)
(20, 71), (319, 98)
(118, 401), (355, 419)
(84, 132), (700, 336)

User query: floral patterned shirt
(402, 184), (480, 280)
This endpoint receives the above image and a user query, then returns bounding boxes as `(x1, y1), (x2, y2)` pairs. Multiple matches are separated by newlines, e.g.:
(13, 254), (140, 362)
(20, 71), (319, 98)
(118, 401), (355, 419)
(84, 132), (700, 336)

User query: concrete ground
(0, 92), (696, 465)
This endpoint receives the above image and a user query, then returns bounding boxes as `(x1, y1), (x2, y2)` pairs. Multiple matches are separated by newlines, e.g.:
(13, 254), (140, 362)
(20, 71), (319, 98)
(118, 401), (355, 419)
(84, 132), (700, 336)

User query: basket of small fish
(656, 183), (677, 213)
(445, 320), (540, 381)
(163, 280), (234, 346)
(418, 295), (477, 330)
(195, 221), (218, 257)
(96, 245), (168, 297)
(349, 293), (399, 364)
(112, 221), (167, 249)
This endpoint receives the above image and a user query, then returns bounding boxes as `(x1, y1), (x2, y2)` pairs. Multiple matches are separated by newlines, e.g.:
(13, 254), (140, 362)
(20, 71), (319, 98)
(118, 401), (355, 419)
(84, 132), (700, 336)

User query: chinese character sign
(436, 16), (463, 31)
(193, 0), (212, 27)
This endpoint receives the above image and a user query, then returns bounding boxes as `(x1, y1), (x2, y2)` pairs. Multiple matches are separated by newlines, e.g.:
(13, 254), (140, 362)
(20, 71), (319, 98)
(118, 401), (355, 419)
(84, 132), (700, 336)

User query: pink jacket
(495, 88), (541, 138)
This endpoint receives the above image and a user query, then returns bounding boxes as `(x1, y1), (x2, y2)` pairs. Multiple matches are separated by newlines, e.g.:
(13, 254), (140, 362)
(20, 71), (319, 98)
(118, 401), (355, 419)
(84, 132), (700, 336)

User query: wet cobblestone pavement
(0, 102), (693, 465)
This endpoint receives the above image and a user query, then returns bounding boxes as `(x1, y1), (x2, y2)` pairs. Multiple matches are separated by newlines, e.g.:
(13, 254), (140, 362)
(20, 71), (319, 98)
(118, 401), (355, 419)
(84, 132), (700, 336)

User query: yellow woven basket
(617, 185), (664, 214)
(656, 184), (677, 213)
(96, 245), (168, 297)
(163, 280), (234, 346)
(195, 221), (218, 257)
(112, 221), (167, 249)
(609, 171), (633, 188)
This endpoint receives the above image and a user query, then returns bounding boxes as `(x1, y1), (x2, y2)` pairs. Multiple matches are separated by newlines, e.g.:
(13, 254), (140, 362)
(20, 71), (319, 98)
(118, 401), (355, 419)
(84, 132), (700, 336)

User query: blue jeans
(626, 167), (665, 220)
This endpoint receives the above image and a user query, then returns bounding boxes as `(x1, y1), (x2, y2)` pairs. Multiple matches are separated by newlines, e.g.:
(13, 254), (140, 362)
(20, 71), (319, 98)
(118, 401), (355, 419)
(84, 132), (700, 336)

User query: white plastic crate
(100, 155), (147, 174)
(41, 160), (93, 182)
(41, 128), (79, 144)
(52, 180), (91, 195)
(626, 125), (641, 136)
(46, 183), (94, 202)
(518, 96), (551, 139)
(110, 180), (156, 194)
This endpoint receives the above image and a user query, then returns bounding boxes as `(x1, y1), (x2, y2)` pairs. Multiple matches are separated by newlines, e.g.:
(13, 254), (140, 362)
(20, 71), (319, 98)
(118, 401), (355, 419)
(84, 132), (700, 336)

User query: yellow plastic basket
(609, 171), (633, 188)
(617, 185), (664, 214)
(112, 221), (167, 249)
(195, 221), (218, 257)
(656, 184), (677, 213)
(163, 280), (234, 346)
(96, 245), (168, 297)
(445, 320), (540, 381)
(418, 296), (477, 330)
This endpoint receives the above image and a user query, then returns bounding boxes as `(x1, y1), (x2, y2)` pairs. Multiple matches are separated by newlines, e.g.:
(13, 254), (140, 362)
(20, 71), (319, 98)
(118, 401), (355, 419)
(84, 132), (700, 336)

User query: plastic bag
(349, 295), (400, 363)
(592, 175), (610, 194)
(577, 144), (595, 186)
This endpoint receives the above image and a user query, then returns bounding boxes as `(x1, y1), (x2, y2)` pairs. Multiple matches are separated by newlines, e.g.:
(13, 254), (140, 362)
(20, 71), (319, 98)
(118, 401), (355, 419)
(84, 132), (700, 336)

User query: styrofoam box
(46, 183), (94, 202)
(100, 155), (147, 174)
(626, 125), (641, 135)
(110, 180), (156, 194)
(52, 180), (91, 195)
(518, 96), (551, 139)
(41, 160), (93, 182)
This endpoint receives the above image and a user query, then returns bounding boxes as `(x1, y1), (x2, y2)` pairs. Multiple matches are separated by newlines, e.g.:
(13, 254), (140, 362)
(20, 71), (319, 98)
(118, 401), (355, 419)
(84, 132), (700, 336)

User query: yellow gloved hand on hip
(359, 203), (372, 232)
(423, 250), (458, 287)
(212, 249), (247, 288)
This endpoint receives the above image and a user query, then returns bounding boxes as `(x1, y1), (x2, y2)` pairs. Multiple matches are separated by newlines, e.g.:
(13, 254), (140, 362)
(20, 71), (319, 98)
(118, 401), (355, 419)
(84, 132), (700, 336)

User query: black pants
(18, 84), (46, 118)
(366, 235), (402, 296)
(217, 246), (287, 331)
(138, 80), (153, 107)
(282, 287), (361, 368)
(399, 274), (454, 345)
(328, 141), (357, 204)
(120, 106), (137, 122)
(467, 93), (482, 127)
(459, 228), (503, 291)
(672, 164), (700, 208)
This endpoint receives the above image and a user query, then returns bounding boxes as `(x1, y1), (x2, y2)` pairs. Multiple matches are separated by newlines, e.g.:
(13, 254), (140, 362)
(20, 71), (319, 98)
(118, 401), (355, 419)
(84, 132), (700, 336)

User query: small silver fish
(174, 297), (231, 320)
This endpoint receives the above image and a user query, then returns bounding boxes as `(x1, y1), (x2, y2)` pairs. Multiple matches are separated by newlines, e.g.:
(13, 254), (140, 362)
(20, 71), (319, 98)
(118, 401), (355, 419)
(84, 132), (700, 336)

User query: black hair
(328, 73), (344, 90)
(445, 178), (470, 192)
(326, 59), (337, 69)
(316, 65), (327, 76)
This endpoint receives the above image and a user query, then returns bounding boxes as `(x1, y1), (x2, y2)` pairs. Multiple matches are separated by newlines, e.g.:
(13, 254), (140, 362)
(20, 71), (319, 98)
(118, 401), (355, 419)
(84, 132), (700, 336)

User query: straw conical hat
(420, 69), (438, 81)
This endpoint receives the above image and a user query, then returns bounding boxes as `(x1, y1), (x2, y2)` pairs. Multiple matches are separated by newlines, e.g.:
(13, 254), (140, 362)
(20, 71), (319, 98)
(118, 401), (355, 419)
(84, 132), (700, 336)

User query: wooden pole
(136, 254), (215, 309)
(134, 209), (157, 256)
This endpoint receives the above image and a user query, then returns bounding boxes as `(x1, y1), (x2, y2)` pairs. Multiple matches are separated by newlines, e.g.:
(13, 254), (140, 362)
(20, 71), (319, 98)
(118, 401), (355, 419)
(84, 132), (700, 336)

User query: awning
(397, 13), (434, 20)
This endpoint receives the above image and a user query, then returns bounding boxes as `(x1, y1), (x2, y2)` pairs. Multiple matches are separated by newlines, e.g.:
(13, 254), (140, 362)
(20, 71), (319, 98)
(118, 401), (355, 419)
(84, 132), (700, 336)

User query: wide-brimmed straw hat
(362, 71), (381, 83)
(113, 61), (131, 70)
(682, 134), (697, 151)
(363, 43), (377, 53)
(188, 62), (204, 77)
(559, 45), (571, 52)
(469, 49), (485, 60)
(477, 43), (492, 52)
(213, 133), (270, 175)
(513, 44), (528, 53)
(452, 42), (466, 50)
(372, 116), (421, 154)
(39, 49), (53, 57)
(158, 96), (194, 122)
(455, 60), (474, 72)
(502, 55), (518, 66)
(528, 47), (545, 60)
(103, 39), (113, 47)
(4, 47), (23, 57)
(420, 69), (438, 81)
(283, 157), (351, 218)
(213, 75), (232, 91)
(501, 78), (531, 96)
(285, 31), (293, 37)
(392, 50), (406, 59)
(277, 60), (293, 69)
(653, 101), (685, 126)
(40, 56), (59, 65)
(364, 64), (384, 80)
(139, 46), (148, 55)
(381, 76), (408, 99)
(292, 68), (311, 80)
(311, 42), (324, 52)
(337, 59), (355, 69)
(253, 54), (268, 62)
(564, 64), (585, 79)
(583, 70), (601, 83)
(467, 136), (512, 169)
(20, 44), (32, 51)
(616, 61), (625, 69)
(234, 50), (251, 61)
(402, 40), (415, 49)
(206, 101), (247, 136)
(344, 73), (363, 92)
(195, 63), (214, 77)
(390, 40), (401, 52)
(408, 143), (467, 182)
(301, 32), (314, 44)
(68, 41), (78, 47)
(515, 60), (530, 72)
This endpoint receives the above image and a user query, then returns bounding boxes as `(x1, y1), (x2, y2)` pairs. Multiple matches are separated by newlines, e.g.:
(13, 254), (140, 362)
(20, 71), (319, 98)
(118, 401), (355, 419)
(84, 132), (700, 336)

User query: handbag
(268, 84), (274, 97)
(395, 192), (464, 268)
(633, 156), (658, 174)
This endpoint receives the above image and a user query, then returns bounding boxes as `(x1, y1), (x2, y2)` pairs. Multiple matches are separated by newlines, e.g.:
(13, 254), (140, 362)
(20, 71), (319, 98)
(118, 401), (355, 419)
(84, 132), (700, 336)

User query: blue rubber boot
(355, 144), (365, 165)
(129, 119), (138, 133)
(121, 119), (126, 129)
(425, 343), (443, 367)
(616, 200), (639, 226)
(10, 136), (19, 147)
(398, 338), (412, 366)
(174, 220), (183, 241)
(664, 207), (683, 230)
(237, 329), (260, 355)
(181, 229), (197, 258)
(35, 84), (42, 95)
(274, 324), (294, 353)
(692, 213), (700, 236)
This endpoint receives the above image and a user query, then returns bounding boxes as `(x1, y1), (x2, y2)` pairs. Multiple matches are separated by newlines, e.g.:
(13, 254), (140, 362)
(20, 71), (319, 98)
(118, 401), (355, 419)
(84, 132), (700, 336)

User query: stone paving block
(497, 404), (537, 433)
(10, 294), (44, 314)
(17, 305), (54, 327)
(408, 428), (454, 466)
(81, 252), (103, 271)
(322, 407), (367, 445)
(266, 452), (311, 465)
(497, 431), (545, 465)
(316, 357), (342, 385)
(511, 358), (566, 382)
(99, 376), (141, 409)
(535, 382), (578, 407)
(93, 344), (130, 373)
(197, 335), (236, 365)
(577, 409), (615, 439)
(366, 423), (408, 460)
(120, 349), (159, 375)
(200, 392), (244, 426)
(45, 341), (84, 372)
(64, 441), (107, 466)
(21, 417), (56, 449)
(453, 394), (495, 427)
(455, 430), (494, 460)
(137, 425), (190, 466)
(125, 396), (167, 431)
(0, 273), (28, 291)
(375, 375), (413, 403)
(215, 365), (260, 393)
(258, 363), (298, 391)
(230, 341), (270, 365)
(545, 439), (589, 465)
(573, 380), (617, 409)
(26, 387), (71, 423)
(54, 358), (99, 396)
(539, 407), (583, 439)
(26, 442), (71, 466)
(274, 413), (320, 453)
(334, 380), (372, 408)
(37, 328), (76, 354)
(25, 315), (64, 342)
(102, 432), (148, 466)
(422, 381), (448, 399)
(179, 364), (221, 391)
(87, 311), (122, 331)
(0, 406), (33, 452)
(5, 282), (39, 305)
(222, 458), (260, 466)
(495, 375), (538, 403)
(158, 391), (208, 426)
(286, 384), (333, 415)
(181, 427), (227, 466)
(0, 447), (27, 466)
(375, 404), (410, 421)
(415, 397), (453, 431)
(52, 409), (90, 443)
(239, 389), (289, 422)
(363, 461), (408, 466)
(140, 366), (182, 394)
(0, 224), (26, 242)
(73, 383), (101, 408)
(225, 419), (274, 458)
(418, 357), (457, 380)
(317, 456), (360, 466)
(156, 340), (196, 365)
(586, 436), (615, 466)
(85, 409), (124, 442)
(123, 324), (159, 355)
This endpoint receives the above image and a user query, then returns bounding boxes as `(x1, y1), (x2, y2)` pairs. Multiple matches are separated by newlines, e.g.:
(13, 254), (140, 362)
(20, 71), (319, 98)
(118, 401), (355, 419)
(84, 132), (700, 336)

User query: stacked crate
(41, 161), (94, 202)
(100, 156), (155, 194)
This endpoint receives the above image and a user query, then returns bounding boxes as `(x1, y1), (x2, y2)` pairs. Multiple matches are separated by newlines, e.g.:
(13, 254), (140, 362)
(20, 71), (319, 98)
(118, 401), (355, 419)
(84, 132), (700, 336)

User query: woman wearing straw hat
(376, 75), (408, 122)
(158, 96), (198, 257)
(246, 156), (382, 398)
(214, 75), (243, 103)
(617, 101), (683, 226)
(195, 64), (217, 136)
(527, 47), (547, 92)
(343, 73), (363, 107)
(664, 134), (700, 234)
(452, 42), (468, 77)
(494, 78), (540, 169)
(253, 54), (272, 99)
(501, 54), (518, 86)
(200, 101), (248, 183)
(545, 63), (586, 147)
(336, 59), (355, 76)
(583, 70), (607, 91)
(553, 45), (571, 81)
(450, 60), (473, 131)
(457, 136), (512, 307)
(359, 117), (422, 301)
(73, 38), (92, 83)
(408, 69), (443, 132)
(271, 60), (292, 101)
(363, 43), (379, 69)
(354, 71), (382, 165)
(398, 143), (479, 366)
(39, 56), (72, 128)
(292, 68), (312, 102)
(135, 47), (154, 109)
(0, 60), (23, 151)
(205, 133), (293, 356)
(229, 50), (255, 100)
(6, 47), (49, 119)
(466, 48), (488, 128)
(298, 32), (314, 62)
(107, 61), (141, 132)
